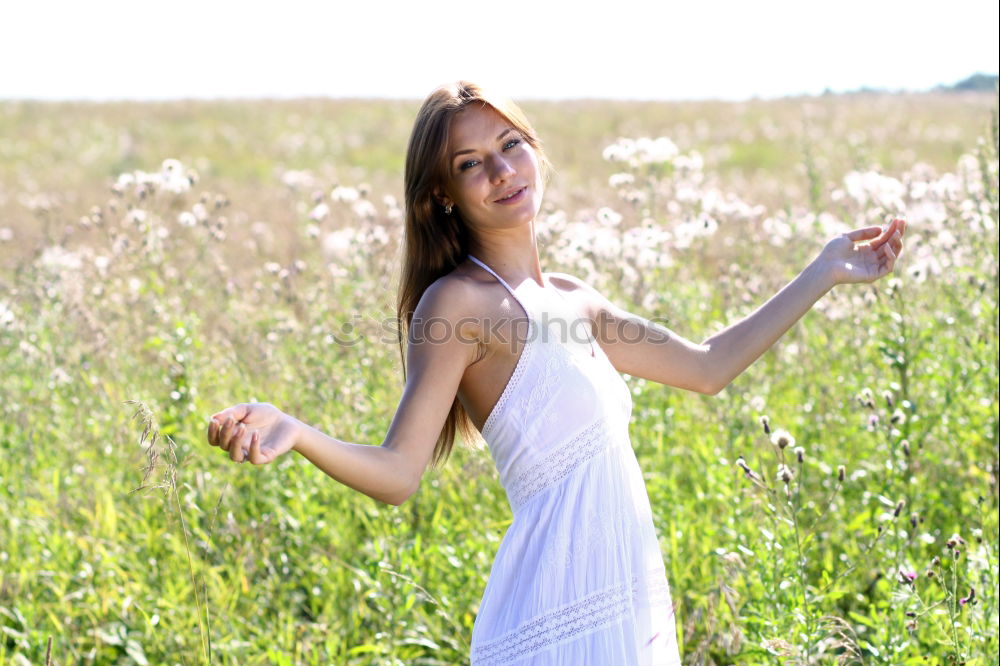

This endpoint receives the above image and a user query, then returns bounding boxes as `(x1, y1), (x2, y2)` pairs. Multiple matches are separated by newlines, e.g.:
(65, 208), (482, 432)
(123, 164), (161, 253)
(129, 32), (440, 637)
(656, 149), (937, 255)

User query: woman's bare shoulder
(544, 271), (612, 319)
(418, 261), (503, 320)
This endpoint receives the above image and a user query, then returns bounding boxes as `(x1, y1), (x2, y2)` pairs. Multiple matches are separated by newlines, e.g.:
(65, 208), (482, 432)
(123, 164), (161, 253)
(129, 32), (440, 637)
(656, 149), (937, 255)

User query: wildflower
(193, 202), (209, 222)
(280, 170), (315, 190)
(837, 465), (846, 482)
(793, 447), (805, 464)
(40, 246), (83, 273)
(910, 513), (919, 528)
(158, 158), (193, 194)
(897, 569), (917, 584)
(759, 415), (771, 435)
(596, 207), (623, 227)
(882, 389), (894, 407)
(735, 456), (760, 482)
(777, 464), (793, 484)
(309, 203), (330, 222)
(638, 136), (679, 164)
(959, 587), (975, 606)
(0, 302), (14, 329)
(770, 429), (794, 450)
(602, 139), (636, 163)
(894, 499), (905, 517)
(331, 185), (359, 203)
(124, 209), (148, 227)
(905, 620), (917, 631)
(177, 211), (197, 227)
(890, 409), (906, 425)
(859, 387), (875, 408)
(901, 440), (911, 457)
(352, 199), (377, 220)
(608, 173), (634, 188)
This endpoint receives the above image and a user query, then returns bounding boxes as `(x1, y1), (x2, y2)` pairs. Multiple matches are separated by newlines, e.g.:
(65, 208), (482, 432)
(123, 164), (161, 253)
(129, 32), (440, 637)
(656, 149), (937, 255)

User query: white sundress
(466, 254), (681, 665)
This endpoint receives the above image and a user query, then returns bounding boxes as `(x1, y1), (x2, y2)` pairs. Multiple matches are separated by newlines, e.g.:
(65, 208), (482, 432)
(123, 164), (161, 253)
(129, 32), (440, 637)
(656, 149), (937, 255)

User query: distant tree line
(938, 72), (999, 92)
(820, 72), (998, 96)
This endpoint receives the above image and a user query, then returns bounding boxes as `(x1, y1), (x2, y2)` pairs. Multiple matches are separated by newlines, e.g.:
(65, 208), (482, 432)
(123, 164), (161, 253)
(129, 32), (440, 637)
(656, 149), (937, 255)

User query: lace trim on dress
(482, 332), (533, 439)
(469, 254), (536, 441)
(507, 419), (612, 512)
(471, 568), (672, 665)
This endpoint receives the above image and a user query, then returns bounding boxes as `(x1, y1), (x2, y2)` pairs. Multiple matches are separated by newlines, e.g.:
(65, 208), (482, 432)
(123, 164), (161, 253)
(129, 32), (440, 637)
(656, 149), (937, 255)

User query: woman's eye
(459, 160), (478, 171)
(504, 138), (521, 150)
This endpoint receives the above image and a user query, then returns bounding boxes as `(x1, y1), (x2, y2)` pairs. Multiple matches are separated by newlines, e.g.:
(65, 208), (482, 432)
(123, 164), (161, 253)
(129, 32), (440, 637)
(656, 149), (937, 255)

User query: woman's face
(440, 105), (544, 233)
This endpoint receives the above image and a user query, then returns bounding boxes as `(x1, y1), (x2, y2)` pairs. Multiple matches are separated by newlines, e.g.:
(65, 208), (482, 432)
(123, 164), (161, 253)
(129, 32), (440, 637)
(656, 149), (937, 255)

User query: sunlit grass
(0, 91), (996, 664)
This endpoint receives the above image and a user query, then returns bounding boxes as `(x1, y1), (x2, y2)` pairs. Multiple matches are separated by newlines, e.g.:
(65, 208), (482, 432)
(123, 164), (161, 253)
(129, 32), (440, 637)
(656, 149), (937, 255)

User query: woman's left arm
(582, 218), (905, 394)
(698, 218), (905, 392)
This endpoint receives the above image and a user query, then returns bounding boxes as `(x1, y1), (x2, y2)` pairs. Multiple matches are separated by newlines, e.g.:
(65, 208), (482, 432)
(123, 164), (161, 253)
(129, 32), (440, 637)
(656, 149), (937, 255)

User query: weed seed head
(882, 389), (894, 407)
(859, 387), (875, 409)
(770, 428), (794, 450)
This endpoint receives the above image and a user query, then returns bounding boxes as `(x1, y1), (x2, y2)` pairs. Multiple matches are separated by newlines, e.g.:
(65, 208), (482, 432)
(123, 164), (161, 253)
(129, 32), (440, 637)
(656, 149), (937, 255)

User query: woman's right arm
(207, 276), (481, 506)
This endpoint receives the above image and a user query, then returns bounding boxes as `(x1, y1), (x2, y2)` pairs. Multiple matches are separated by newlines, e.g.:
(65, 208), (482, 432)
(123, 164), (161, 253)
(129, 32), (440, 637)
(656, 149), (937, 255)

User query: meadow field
(0, 91), (997, 664)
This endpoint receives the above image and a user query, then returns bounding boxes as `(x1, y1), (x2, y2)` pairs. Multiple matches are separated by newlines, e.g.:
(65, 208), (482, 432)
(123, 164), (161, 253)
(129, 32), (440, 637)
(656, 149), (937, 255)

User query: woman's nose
(488, 154), (515, 184)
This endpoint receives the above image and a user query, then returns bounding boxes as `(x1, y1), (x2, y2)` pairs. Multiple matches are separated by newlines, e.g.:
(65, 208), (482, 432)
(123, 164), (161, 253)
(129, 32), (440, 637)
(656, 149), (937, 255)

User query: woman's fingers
(211, 403), (251, 424)
(249, 431), (263, 464)
(870, 219), (906, 250)
(880, 242), (897, 277)
(846, 225), (883, 242)
(891, 230), (904, 256)
(208, 404), (275, 464)
(229, 424), (250, 462)
(221, 417), (244, 452)
(207, 419), (221, 447)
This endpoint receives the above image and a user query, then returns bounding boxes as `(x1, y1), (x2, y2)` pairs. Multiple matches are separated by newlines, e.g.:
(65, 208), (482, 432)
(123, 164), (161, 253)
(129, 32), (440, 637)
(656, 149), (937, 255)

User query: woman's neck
(469, 228), (544, 288)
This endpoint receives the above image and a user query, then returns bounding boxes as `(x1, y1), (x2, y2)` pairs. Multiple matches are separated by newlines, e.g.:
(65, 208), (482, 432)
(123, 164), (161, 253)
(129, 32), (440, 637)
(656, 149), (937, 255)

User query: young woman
(207, 81), (905, 664)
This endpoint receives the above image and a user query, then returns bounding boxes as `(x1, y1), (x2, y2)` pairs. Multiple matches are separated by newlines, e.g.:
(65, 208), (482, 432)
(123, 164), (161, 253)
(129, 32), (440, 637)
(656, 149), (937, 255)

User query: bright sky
(3, 0), (997, 101)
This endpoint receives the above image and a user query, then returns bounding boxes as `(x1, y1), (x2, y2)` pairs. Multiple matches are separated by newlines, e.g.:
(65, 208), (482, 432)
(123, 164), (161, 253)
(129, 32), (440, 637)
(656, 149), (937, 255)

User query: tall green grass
(0, 92), (996, 664)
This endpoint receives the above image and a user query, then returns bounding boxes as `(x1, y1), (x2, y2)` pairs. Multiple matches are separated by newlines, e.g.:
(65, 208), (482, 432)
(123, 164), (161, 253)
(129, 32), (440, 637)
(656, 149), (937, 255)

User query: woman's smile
(493, 186), (527, 204)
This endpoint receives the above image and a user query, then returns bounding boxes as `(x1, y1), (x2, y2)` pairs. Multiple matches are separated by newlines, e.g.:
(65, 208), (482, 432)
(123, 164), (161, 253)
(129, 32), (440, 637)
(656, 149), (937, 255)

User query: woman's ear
(433, 187), (451, 208)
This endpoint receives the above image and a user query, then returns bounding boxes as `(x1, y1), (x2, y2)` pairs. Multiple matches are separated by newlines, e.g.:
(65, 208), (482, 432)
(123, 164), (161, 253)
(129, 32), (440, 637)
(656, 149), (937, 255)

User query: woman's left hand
(820, 218), (906, 285)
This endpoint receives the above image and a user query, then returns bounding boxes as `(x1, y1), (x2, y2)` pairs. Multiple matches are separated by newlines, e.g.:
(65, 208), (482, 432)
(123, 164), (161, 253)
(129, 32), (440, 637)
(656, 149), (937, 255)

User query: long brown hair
(396, 81), (550, 469)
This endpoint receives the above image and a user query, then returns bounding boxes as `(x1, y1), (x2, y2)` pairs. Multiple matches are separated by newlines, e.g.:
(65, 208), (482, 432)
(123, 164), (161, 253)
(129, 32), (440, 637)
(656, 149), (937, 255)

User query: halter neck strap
(467, 254), (518, 295)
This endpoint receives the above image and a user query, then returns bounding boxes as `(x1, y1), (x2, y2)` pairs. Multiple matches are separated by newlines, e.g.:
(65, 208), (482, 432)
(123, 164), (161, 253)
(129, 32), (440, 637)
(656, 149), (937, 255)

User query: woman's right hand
(207, 402), (299, 465)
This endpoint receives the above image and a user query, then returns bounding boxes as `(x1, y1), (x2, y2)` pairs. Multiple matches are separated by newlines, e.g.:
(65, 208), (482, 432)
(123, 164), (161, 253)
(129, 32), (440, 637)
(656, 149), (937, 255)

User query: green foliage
(0, 93), (997, 663)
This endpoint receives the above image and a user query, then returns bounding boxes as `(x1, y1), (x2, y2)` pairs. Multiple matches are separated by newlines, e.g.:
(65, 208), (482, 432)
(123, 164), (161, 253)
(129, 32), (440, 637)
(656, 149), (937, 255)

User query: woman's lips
(494, 186), (527, 205)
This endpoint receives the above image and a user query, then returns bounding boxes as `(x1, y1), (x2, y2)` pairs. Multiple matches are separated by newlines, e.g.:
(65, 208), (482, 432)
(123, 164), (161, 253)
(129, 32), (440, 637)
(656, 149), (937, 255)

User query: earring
(444, 203), (453, 215)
